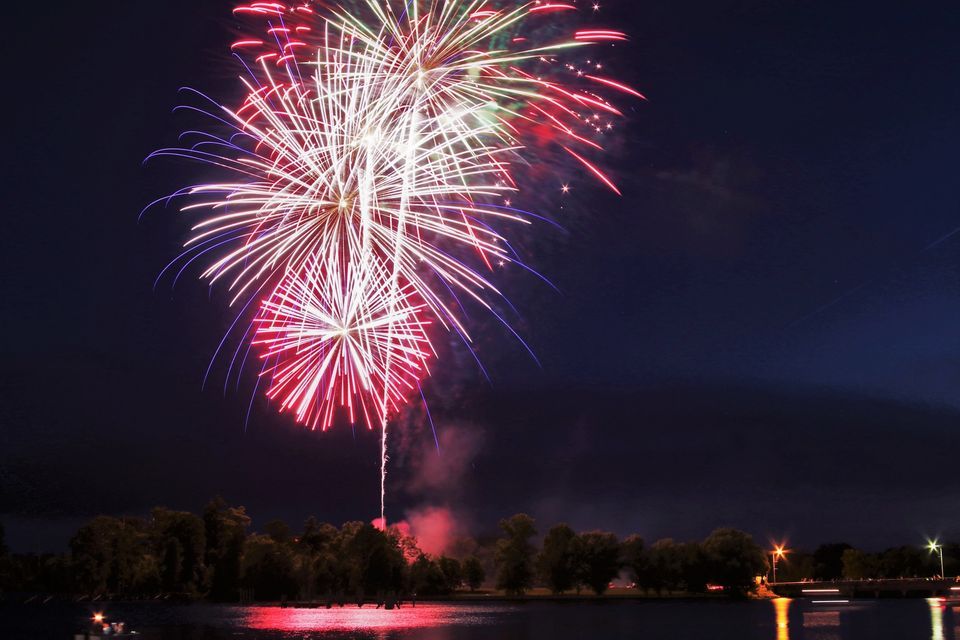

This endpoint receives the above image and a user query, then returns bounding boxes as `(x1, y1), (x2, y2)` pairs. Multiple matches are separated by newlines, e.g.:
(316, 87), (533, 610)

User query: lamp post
(927, 540), (945, 578)
(771, 545), (786, 584)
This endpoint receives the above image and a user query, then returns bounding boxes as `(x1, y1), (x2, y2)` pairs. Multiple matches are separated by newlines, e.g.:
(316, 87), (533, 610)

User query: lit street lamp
(771, 545), (786, 584)
(927, 540), (945, 578)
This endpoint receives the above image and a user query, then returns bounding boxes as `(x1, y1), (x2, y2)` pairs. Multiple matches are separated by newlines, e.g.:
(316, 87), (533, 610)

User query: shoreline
(6, 584), (955, 606)
(0, 590), (739, 607)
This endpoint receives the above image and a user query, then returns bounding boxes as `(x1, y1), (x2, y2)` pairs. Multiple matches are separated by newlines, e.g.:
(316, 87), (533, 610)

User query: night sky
(2, 0), (959, 553)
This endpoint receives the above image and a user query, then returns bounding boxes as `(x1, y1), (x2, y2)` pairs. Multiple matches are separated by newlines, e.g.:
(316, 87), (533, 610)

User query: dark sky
(2, 0), (959, 553)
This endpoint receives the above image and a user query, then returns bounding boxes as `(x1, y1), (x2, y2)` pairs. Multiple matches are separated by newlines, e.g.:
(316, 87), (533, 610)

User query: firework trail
(149, 0), (639, 523)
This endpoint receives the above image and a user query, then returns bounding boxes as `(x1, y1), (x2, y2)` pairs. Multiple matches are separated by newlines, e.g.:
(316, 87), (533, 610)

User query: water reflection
(802, 607), (841, 640)
(773, 598), (790, 640)
(244, 604), (497, 635)
(927, 598), (944, 640)
(6, 599), (957, 640)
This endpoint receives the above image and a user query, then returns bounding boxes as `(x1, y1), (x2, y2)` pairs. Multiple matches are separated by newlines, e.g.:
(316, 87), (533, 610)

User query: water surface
(6, 597), (957, 639)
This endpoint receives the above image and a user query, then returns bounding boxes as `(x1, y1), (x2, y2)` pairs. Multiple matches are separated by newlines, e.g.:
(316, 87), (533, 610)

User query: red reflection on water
(245, 604), (464, 632)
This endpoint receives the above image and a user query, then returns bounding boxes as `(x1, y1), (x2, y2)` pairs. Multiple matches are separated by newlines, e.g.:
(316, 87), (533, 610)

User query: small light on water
(928, 598), (945, 640)
(773, 598), (790, 640)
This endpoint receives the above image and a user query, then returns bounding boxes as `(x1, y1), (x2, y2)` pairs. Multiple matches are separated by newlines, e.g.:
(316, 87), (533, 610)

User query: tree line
(0, 505), (952, 602)
(768, 542), (958, 582)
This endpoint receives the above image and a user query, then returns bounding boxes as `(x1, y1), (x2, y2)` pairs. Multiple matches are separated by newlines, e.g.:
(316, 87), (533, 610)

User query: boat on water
(73, 613), (138, 639)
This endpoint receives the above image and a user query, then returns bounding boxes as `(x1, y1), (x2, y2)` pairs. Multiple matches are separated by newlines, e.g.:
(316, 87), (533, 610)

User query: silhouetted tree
(331, 522), (364, 594)
(577, 531), (622, 595)
(645, 538), (684, 593)
(296, 517), (341, 598)
(290, 550), (315, 600)
(703, 528), (767, 596)
(943, 543), (960, 578)
(312, 549), (340, 595)
(71, 516), (150, 594)
(34, 554), (76, 593)
(537, 524), (579, 594)
(622, 535), (646, 590)
(265, 520), (292, 544)
(301, 517), (337, 554)
(813, 543), (852, 580)
(346, 523), (406, 596)
(410, 554), (448, 595)
(878, 546), (926, 578)
(241, 534), (298, 601)
(204, 497), (250, 600)
(150, 508), (206, 595)
(160, 537), (183, 592)
(495, 514), (537, 595)
(842, 548), (878, 580)
(462, 556), (485, 591)
(392, 525), (423, 564)
(776, 550), (815, 582)
(3, 553), (74, 593)
(644, 539), (708, 593)
(679, 542), (709, 593)
(70, 519), (113, 593)
(20, 503), (947, 602)
(438, 555), (462, 592)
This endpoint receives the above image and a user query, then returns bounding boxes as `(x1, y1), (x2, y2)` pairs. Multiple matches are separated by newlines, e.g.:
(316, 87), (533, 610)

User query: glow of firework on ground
(149, 0), (640, 523)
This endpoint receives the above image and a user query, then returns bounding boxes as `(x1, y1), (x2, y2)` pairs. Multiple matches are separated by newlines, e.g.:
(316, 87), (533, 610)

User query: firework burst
(150, 0), (637, 521)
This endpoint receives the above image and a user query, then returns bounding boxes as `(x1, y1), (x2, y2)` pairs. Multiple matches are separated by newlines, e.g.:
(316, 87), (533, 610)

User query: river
(4, 597), (957, 639)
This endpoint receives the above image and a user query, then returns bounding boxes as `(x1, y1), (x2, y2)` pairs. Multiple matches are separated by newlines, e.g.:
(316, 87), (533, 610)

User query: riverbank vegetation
(0, 503), (953, 603)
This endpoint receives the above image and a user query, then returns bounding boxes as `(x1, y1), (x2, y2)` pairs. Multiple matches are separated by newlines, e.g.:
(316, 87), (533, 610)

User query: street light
(927, 540), (945, 578)
(771, 545), (786, 584)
